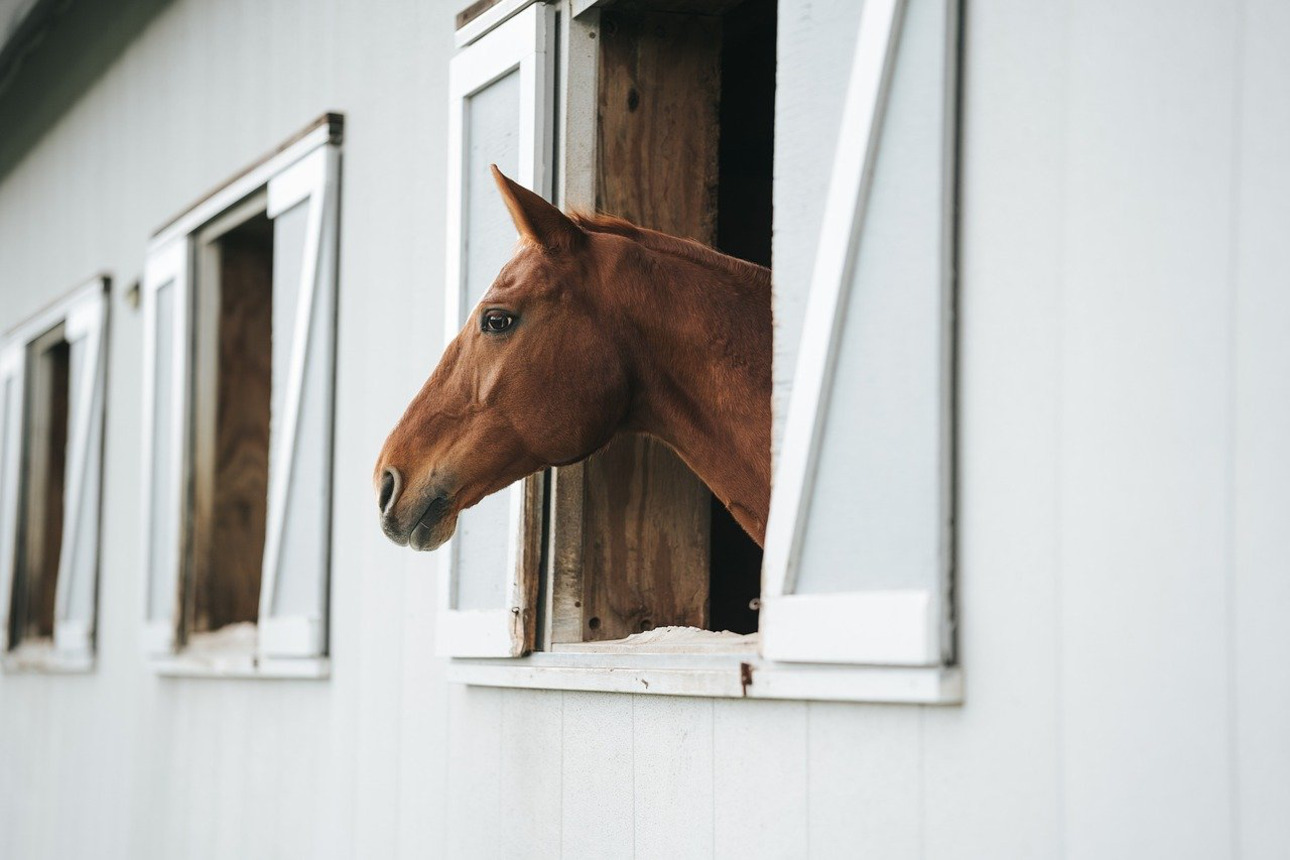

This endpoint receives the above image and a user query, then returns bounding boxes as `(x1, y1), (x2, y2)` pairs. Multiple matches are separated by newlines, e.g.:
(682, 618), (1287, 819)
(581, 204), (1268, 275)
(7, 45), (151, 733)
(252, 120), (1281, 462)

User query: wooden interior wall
(13, 326), (69, 641)
(191, 218), (273, 633)
(572, 9), (722, 641)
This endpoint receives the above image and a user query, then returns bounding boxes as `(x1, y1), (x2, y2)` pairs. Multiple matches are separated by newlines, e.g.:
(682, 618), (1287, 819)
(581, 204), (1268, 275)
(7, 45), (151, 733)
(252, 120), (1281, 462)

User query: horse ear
(491, 164), (584, 251)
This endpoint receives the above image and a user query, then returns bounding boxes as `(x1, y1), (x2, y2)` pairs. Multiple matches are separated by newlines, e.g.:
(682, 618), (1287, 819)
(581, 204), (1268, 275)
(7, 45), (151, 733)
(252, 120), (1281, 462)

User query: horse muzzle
(406, 493), (457, 551)
(377, 467), (458, 551)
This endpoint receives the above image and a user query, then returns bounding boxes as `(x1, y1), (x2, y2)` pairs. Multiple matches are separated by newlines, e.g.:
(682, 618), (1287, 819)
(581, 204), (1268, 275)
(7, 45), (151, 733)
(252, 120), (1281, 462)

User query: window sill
(550, 627), (760, 655)
(152, 655), (330, 680)
(447, 650), (962, 704)
(2, 641), (94, 674)
(150, 625), (329, 680)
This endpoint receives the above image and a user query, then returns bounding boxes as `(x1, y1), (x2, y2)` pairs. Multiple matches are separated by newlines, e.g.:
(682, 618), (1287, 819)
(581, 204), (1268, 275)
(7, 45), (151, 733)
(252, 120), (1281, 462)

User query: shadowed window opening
(187, 212), (273, 638)
(561, 0), (776, 644)
(9, 325), (70, 646)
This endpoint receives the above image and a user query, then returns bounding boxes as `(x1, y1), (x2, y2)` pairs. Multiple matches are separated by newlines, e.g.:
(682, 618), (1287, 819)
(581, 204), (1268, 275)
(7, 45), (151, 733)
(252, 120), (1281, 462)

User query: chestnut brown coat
(375, 167), (771, 552)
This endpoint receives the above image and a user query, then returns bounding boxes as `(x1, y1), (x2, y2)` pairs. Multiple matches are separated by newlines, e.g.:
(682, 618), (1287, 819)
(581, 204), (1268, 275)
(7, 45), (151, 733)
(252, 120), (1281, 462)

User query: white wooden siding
(918, 0), (1067, 854)
(0, 0), (1287, 858)
(1056, 3), (1236, 856)
(1232, 3), (1290, 857)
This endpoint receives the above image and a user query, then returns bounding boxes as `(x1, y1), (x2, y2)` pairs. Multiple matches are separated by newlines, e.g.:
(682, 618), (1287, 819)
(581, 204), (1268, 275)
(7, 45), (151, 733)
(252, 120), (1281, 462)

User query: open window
(544, 0), (777, 651)
(0, 278), (109, 672)
(438, 2), (555, 657)
(140, 115), (341, 677)
(444, 0), (960, 703)
(442, 0), (775, 659)
(762, 0), (957, 670)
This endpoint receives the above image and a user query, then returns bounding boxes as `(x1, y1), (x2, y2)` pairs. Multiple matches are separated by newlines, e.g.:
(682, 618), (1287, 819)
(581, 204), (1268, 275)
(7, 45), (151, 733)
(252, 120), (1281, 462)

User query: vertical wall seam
(391, 556), (407, 858)
(631, 694), (637, 860)
(1053, 0), (1073, 855)
(497, 692), (505, 859)
(1224, 1), (1246, 856)
(917, 706), (926, 860)
(804, 703), (811, 859)
(711, 699), (717, 859)
(561, 691), (567, 858)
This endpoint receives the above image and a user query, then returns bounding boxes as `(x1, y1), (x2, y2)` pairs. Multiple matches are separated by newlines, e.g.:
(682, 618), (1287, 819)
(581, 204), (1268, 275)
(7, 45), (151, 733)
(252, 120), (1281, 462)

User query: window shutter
(0, 342), (24, 652)
(762, 0), (958, 666)
(438, 2), (555, 658)
(141, 239), (191, 656)
(257, 143), (340, 661)
(51, 279), (109, 659)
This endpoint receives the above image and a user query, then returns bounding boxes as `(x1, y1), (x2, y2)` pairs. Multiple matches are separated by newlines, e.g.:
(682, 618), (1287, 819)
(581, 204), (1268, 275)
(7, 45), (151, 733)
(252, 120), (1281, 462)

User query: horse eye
(482, 311), (515, 333)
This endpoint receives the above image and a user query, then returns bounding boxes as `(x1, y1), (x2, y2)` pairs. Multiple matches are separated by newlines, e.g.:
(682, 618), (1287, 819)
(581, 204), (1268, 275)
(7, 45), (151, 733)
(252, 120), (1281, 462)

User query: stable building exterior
(0, 0), (1287, 857)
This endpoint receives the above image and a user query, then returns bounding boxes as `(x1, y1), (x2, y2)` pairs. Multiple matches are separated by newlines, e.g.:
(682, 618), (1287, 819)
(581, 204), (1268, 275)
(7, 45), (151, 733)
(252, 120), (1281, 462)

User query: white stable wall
(1, 0), (1288, 858)
(0, 0), (455, 856)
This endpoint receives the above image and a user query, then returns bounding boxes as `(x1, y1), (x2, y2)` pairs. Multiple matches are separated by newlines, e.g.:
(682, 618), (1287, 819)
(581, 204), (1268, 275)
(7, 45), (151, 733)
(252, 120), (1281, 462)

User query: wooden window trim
(446, 0), (965, 702)
(438, 1), (555, 659)
(0, 277), (109, 674)
(449, 652), (962, 704)
(455, 0), (539, 49)
(760, 0), (959, 667)
(140, 120), (342, 680)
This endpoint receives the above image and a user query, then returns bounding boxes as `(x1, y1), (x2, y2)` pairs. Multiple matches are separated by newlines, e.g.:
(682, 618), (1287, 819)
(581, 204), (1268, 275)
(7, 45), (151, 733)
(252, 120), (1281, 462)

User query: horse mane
(570, 211), (771, 289)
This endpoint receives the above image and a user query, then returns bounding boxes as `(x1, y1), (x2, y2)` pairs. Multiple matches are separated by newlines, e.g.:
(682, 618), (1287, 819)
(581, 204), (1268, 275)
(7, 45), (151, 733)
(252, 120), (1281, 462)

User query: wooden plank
(546, 7), (598, 647)
(1232, 1), (1290, 855)
(213, 685), (251, 860)
(807, 702), (920, 858)
(632, 696), (714, 856)
(277, 687), (325, 859)
(1059, 2), (1237, 856)
(351, 512), (405, 860)
(518, 473), (545, 652)
(577, 9), (720, 641)
(14, 324), (70, 642)
(190, 215), (272, 633)
(921, 0), (1066, 855)
(454, 0), (535, 48)
(547, 462), (585, 646)
(713, 700), (807, 858)
(396, 551), (449, 857)
(596, 10), (720, 240)
(456, 0), (502, 31)
(450, 652), (962, 703)
(445, 684), (504, 858)
(579, 435), (710, 639)
(498, 689), (563, 858)
(561, 692), (634, 858)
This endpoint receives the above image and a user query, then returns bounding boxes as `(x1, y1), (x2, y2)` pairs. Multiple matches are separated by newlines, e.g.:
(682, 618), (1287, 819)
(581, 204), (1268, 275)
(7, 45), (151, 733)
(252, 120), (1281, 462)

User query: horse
(374, 166), (772, 553)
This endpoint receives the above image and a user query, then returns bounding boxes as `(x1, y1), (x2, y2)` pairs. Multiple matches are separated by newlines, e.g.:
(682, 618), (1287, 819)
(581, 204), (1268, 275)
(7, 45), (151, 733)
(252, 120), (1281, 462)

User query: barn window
(0, 279), (109, 672)
(140, 115), (341, 677)
(761, 0), (958, 669)
(435, 2), (554, 657)
(437, 0), (772, 659)
(443, 0), (961, 702)
(547, 0), (775, 649)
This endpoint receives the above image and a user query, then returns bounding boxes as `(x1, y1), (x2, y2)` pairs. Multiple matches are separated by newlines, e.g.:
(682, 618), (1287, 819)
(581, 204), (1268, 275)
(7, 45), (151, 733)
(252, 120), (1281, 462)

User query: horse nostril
(379, 468), (402, 515)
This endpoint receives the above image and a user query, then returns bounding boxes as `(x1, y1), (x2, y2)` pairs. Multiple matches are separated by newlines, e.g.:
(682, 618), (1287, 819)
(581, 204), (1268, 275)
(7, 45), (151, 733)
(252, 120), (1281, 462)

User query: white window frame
(0, 277), (109, 673)
(443, 0), (962, 703)
(139, 115), (342, 679)
(760, 0), (954, 668)
(438, 1), (555, 658)
(257, 145), (340, 662)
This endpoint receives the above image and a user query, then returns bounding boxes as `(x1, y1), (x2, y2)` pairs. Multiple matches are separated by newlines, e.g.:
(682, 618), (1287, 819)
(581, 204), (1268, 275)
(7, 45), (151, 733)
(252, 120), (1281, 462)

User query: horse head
(374, 167), (630, 550)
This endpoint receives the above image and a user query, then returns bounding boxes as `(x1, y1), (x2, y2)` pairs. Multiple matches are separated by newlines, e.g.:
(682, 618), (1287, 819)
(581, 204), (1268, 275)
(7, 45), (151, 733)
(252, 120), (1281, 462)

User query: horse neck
(600, 236), (773, 543)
